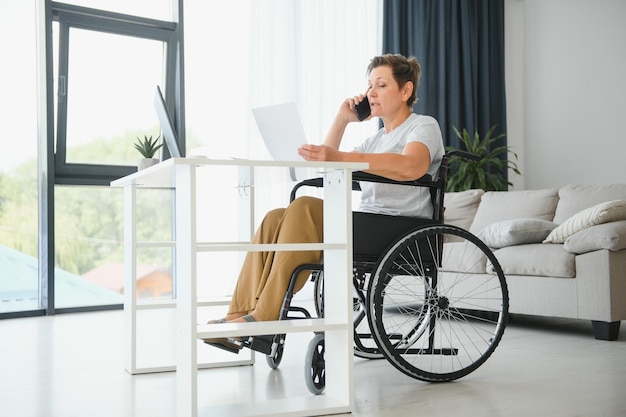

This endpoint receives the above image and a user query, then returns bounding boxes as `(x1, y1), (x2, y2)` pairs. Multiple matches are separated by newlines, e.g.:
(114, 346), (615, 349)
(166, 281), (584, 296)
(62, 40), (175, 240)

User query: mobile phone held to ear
(355, 97), (371, 121)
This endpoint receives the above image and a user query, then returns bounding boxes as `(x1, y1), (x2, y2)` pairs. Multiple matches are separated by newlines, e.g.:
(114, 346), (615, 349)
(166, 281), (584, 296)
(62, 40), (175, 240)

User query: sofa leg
(591, 321), (621, 341)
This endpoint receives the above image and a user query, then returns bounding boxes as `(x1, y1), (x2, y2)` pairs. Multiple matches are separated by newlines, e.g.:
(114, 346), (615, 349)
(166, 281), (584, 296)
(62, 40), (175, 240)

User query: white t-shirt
(353, 113), (444, 218)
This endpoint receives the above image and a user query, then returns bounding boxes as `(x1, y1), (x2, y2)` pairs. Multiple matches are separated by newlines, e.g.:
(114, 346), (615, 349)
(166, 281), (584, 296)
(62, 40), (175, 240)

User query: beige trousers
(228, 196), (324, 321)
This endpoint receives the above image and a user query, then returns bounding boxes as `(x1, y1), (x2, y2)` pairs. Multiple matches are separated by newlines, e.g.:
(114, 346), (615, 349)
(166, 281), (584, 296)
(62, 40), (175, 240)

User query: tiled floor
(1, 309), (625, 417)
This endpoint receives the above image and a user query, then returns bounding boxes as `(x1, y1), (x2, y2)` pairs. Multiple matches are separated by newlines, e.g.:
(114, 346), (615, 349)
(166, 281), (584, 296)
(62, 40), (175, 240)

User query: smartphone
(355, 97), (371, 121)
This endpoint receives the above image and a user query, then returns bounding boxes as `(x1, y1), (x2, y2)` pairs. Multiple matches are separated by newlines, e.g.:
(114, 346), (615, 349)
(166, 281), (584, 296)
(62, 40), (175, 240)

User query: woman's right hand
(323, 90), (370, 150)
(338, 91), (369, 123)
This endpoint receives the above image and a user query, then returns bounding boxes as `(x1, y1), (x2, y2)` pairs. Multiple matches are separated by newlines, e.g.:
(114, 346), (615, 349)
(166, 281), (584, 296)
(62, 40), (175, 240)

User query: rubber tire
(304, 333), (326, 395)
(266, 337), (285, 369)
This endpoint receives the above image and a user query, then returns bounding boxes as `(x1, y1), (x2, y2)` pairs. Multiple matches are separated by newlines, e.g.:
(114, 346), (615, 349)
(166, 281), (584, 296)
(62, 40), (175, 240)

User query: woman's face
(367, 65), (410, 119)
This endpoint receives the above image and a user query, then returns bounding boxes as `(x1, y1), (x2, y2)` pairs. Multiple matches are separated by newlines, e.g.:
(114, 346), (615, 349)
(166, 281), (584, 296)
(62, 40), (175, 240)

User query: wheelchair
(232, 151), (509, 395)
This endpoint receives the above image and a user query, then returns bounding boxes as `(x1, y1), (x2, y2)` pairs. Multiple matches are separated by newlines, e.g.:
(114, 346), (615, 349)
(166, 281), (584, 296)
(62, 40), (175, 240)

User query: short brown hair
(367, 54), (421, 107)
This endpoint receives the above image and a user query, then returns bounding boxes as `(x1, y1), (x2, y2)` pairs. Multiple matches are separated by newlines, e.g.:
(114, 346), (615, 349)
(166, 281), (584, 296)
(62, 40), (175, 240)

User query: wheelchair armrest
(290, 178), (324, 202)
(289, 172), (436, 202)
(289, 177), (362, 201)
(351, 171), (433, 187)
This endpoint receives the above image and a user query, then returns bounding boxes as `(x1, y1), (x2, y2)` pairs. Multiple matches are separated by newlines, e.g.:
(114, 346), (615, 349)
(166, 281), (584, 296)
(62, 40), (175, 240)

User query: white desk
(112, 158), (367, 417)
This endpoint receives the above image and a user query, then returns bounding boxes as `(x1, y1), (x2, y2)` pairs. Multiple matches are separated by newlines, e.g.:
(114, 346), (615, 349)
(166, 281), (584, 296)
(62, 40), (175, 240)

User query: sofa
(443, 184), (626, 340)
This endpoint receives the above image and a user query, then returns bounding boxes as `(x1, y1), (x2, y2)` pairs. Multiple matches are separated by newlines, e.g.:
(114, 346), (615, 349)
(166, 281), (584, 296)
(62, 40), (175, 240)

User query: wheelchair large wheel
(313, 270), (384, 359)
(367, 224), (508, 382)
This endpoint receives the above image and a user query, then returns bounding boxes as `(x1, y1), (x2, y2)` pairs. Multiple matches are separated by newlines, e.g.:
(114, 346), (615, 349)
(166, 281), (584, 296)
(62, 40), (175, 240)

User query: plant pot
(138, 158), (159, 170)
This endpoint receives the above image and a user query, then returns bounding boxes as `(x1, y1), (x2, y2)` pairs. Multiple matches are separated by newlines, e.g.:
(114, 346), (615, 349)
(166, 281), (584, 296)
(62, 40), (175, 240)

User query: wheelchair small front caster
(266, 336), (285, 369)
(304, 333), (325, 395)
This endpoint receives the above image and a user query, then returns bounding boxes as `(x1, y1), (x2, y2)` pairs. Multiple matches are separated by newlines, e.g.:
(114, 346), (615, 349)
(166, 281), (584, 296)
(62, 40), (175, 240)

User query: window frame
(51, 2), (183, 185)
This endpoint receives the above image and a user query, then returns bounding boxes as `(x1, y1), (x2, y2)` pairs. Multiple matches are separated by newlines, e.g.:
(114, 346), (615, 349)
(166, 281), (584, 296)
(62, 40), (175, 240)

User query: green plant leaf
(133, 135), (163, 158)
(446, 125), (521, 192)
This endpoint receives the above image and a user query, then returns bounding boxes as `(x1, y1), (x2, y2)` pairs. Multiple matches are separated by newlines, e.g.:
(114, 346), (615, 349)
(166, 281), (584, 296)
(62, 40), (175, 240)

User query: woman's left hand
(298, 144), (339, 161)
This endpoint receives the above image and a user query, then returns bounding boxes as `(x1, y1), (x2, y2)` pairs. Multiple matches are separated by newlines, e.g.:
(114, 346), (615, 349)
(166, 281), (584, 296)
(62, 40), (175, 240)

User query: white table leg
(322, 168), (355, 408)
(175, 164), (198, 417)
(124, 184), (138, 374)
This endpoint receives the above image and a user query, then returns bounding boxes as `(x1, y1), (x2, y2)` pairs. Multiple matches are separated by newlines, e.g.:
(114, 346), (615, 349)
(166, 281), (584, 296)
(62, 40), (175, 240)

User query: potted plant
(134, 135), (163, 170)
(445, 125), (521, 192)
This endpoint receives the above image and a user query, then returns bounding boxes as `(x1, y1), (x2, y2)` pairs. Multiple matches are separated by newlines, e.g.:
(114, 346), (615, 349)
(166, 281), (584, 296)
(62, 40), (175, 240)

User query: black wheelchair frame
(235, 151), (509, 395)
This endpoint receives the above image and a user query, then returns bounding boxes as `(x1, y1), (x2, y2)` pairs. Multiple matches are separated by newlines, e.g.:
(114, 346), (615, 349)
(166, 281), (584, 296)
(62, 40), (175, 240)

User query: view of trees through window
(1, 136), (177, 312)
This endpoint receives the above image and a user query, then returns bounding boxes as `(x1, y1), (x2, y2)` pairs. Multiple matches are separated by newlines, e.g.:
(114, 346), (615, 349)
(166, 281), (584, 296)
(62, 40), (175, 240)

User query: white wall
(505, 0), (626, 190)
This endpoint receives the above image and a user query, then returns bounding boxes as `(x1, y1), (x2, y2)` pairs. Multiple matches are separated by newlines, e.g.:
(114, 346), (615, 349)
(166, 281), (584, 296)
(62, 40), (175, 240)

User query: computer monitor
(154, 85), (182, 158)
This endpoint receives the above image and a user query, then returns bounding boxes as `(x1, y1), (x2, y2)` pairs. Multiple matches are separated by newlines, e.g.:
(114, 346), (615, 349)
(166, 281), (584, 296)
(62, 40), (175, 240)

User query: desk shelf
(136, 296), (232, 310)
(197, 318), (346, 339)
(134, 241), (345, 252)
(196, 242), (347, 252)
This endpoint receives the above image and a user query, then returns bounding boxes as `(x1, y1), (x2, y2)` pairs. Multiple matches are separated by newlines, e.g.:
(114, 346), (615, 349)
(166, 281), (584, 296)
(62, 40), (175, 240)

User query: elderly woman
(205, 54), (444, 351)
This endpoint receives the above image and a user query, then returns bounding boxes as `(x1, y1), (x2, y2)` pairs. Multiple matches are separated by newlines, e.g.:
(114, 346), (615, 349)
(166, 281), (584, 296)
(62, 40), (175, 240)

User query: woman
(205, 54), (444, 349)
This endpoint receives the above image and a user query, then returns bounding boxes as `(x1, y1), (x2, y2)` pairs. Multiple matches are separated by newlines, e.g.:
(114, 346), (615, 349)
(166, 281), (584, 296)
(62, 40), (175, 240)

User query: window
(43, 3), (184, 312)
(52, 3), (180, 185)
(61, 29), (165, 166)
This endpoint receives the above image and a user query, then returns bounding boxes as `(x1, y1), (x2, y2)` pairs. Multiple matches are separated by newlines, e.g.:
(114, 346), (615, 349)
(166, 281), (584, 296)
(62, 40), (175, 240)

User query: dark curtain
(382, 0), (507, 152)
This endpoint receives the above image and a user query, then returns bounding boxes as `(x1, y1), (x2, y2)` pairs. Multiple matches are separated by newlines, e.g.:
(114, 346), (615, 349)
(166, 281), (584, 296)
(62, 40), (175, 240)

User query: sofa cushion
(563, 220), (626, 254)
(553, 184), (626, 224)
(543, 200), (626, 244)
(478, 218), (557, 249)
(491, 244), (576, 278)
(443, 189), (484, 230)
(469, 189), (559, 235)
(442, 241), (487, 273)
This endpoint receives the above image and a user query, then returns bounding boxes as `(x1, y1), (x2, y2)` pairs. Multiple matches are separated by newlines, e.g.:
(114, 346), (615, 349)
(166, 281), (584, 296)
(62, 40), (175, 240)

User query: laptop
(251, 102), (309, 180)
(154, 86), (183, 158)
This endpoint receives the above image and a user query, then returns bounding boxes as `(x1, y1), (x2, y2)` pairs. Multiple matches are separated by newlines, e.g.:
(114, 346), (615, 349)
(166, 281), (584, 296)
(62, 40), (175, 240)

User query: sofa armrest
(563, 220), (626, 254)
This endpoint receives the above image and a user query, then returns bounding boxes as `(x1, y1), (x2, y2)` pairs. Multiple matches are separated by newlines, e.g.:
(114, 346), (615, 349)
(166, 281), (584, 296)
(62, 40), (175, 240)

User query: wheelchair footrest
(246, 335), (275, 356)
